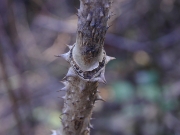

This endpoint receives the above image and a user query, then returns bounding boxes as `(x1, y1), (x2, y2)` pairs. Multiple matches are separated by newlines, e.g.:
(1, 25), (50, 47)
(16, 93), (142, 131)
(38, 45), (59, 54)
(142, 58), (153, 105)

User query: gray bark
(54, 0), (114, 135)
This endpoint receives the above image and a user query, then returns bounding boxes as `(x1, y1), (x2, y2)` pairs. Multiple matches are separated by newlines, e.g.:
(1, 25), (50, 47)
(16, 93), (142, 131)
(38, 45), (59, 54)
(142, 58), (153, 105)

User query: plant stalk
(55, 0), (114, 135)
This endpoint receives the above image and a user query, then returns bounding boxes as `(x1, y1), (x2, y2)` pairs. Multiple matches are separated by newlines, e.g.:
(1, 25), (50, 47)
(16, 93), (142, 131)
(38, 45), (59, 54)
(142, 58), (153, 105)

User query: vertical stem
(56, 0), (114, 135)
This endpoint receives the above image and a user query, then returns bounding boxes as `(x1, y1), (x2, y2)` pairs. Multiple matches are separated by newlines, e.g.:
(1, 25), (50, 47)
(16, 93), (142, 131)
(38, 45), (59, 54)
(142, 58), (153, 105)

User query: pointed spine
(66, 44), (73, 50)
(95, 93), (105, 102)
(55, 51), (70, 62)
(106, 55), (116, 64)
(65, 67), (76, 78)
(61, 95), (66, 100)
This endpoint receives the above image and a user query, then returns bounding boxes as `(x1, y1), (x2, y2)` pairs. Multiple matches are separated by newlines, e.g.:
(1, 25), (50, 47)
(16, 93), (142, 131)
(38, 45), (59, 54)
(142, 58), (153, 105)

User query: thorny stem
(55, 0), (115, 135)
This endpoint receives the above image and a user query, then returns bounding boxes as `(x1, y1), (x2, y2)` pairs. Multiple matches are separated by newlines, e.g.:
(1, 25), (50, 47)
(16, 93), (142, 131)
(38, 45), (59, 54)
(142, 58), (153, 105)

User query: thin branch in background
(0, 45), (24, 135)
(33, 15), (180, 53)
(0, 1), (35, 134)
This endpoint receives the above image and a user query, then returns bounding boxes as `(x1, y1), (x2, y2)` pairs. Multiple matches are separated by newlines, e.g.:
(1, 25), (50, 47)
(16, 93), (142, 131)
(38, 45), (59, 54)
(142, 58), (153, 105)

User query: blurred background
(0, 0), (180, 135)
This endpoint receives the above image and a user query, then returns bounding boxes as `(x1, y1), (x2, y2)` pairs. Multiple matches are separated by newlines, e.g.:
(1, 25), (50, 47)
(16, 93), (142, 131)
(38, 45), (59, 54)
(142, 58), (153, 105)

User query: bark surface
(55, 0), (114, 135)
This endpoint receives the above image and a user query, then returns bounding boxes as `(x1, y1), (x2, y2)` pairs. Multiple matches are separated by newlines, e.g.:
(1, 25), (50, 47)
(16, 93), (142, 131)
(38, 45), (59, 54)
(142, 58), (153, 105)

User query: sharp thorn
(57, 52), (70, 62)
(96, 94), (106, 102)
(60, 80), (68, 86)
(98, 77), (107, 84)
(106, 55), (116, 63)
(90, 118), (95, 120)
(66, 44), (73, 49)
(54, 55), (61, 57)
(61, 95), (66, 99)
(66, 67), (76, 77)
(89, 123), (94, 129)
(60, 87), (67, 91)
(61, 112), (69, 116)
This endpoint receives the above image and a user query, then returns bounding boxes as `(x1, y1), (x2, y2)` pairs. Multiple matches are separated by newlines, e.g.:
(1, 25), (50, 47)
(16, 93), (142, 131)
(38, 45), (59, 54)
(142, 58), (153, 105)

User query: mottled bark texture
(54, 0), (114, 135)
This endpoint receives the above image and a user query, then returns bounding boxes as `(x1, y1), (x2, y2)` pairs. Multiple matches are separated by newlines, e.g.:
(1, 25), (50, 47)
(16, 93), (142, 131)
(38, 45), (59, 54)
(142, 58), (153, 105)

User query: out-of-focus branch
(33, 15), (77, 33)
(0, 45), (24, 135)
(0, 1), (34, 134)
(34, 15), (180, 52)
